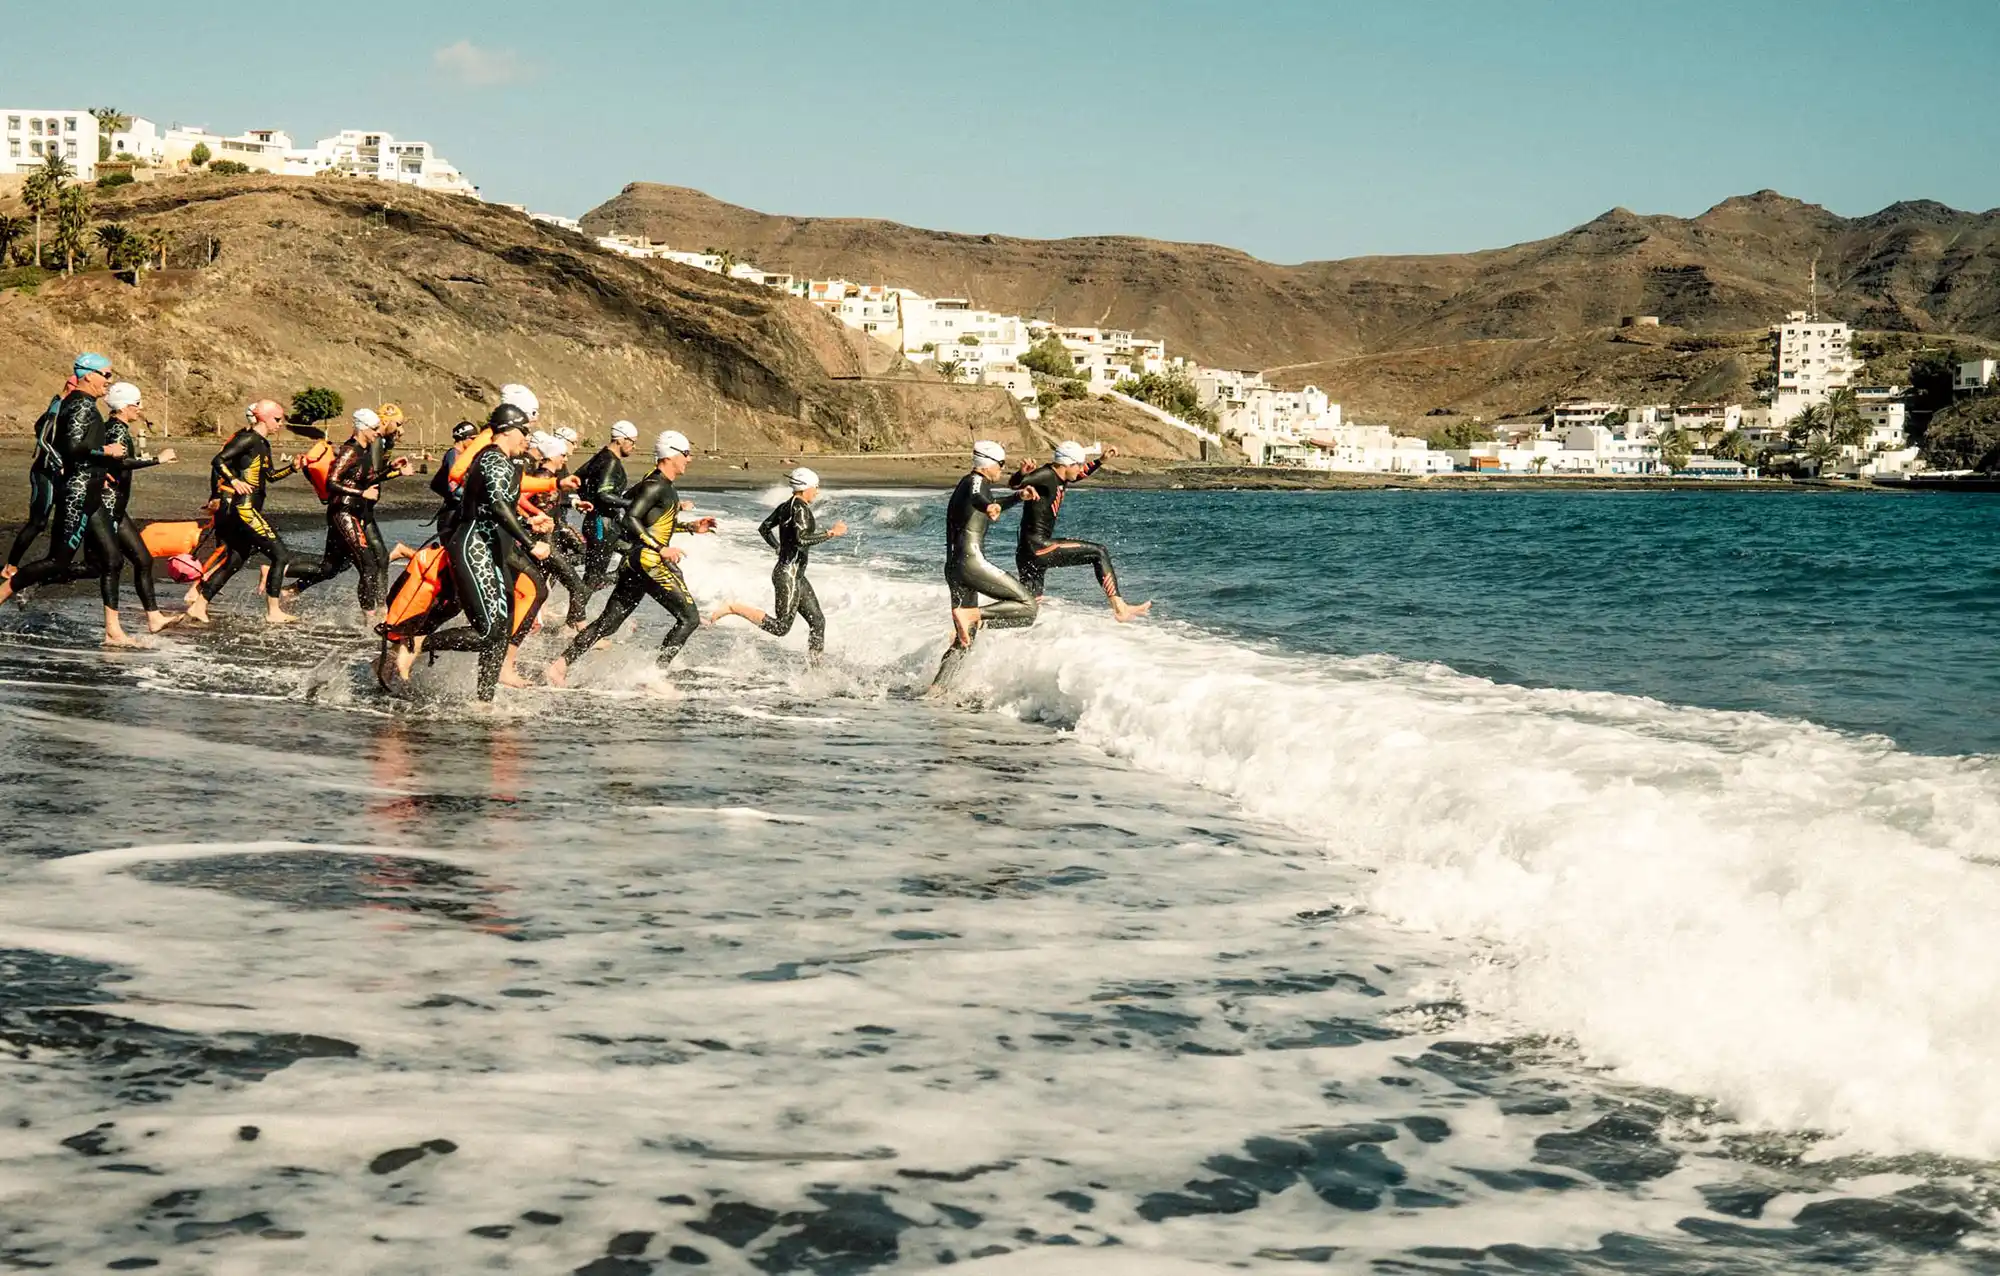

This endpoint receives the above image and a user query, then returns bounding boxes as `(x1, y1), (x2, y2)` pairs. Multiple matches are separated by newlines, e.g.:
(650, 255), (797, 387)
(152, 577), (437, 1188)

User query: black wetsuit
(427, 443), (539, 701)
(200, 428), (314, 601)
(291, 435), (395, 610)
(6, 394), (64, 569)
(516, 463), (588, 631)
(7, 392), (122, 601)
(753, 495), (833, 653)
(95, 417), (164, 611)
(932, 469), (1037, 687)
(561, 470), (702, 668)
(573, 445), (631, 591)
(1010, 458), (1118, 598)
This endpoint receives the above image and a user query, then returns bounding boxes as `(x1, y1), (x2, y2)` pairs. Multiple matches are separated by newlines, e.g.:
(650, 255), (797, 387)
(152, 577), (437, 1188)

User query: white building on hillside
(1771, 310), (1857, 425)
(3, 109), (91, 176)
(164, 126), (332, 175)
(1550, 400), (1627, 433)
(899, 295), (1028, 363)
(1854, 386), (1908, 450)
(316, 130), (477, 195)
(1957, 359), (1998, 393)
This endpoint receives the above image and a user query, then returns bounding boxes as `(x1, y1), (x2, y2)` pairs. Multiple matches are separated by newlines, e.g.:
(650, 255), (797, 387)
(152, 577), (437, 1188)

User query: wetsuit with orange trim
(558, 471), (702, 667)
(1008, 457), (1120, 598)
(291, 435), (397, 610)
(199, 427), (316, 602)
(515, 464), (588, 629)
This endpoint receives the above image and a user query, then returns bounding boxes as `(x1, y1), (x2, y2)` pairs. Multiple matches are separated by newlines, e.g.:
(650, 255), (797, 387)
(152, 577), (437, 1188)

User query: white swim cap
(353, 407), (381, 431)
(610, 419), (638, 441)
(972, 440), (1006, 466)
(1053, 440), (1090, 467)
(655, 429), (691, 459)
(499, 383), (539, 420)
(554, 425), (579, 445)
(528, 430), (561, 457)
(788, 467), (819, 492)
(105, 382), (142, 411)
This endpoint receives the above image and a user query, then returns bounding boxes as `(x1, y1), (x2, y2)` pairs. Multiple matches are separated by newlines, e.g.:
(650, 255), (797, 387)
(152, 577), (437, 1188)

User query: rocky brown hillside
(0, 176), (1194, 461)
(583, 186), (2000, 376)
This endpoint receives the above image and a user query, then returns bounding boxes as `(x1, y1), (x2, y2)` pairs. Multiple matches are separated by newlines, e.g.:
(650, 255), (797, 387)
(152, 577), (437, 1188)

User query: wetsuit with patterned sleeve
(427, 444), (539, 700)
(560, 470), (702, 667)
(1009, 458), (1118, 598)
(7, 392), (123, 596)
(6, 393), (65, 569)
(200, 427), (311, 601)
(573, 445), (631, 591)
(754, 494), (833, 653)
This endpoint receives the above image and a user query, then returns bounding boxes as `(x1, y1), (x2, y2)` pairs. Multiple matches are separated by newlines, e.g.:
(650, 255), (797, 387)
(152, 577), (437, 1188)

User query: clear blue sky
(12, 0), (1998, 262)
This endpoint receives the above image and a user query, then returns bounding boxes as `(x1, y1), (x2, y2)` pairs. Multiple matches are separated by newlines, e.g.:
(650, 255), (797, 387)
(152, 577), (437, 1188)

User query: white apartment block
(1853, 386), (1907, 450)
(1550, 400), (1627, 433)
(1956, 359), (1998, 393)
(901, 295), (1028, 362)
(3, 109), (92, 176)
(1770, 311), (1857, 425)
(1671, 403), (1744, 435)
(316, 130), (477, 196)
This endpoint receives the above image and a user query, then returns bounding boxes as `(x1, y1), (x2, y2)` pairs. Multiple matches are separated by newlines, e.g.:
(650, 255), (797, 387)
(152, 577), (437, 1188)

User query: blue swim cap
(73, 352), (112, 376)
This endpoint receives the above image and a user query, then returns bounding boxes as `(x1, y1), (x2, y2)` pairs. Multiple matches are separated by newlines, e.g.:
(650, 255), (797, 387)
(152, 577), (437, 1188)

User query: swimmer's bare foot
(1111, 597), (1152, 623)
(392, 642), (419, 682)
(388, 543), (416, 563)
(146, 610), (185, 634)
(265, 603), (299, 626)
(544, 656), (569, 688)
(184, 595), (210, 624)
(950, 606), (981, 648)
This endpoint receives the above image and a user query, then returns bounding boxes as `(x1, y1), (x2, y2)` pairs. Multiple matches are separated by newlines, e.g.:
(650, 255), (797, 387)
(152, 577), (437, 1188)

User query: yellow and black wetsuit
(200, 427), (313, 601)
(559, 470), (703, 668)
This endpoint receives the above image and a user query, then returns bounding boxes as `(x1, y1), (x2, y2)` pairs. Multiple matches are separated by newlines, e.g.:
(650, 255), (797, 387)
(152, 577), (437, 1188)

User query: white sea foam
(675, 507), (2000, 1161)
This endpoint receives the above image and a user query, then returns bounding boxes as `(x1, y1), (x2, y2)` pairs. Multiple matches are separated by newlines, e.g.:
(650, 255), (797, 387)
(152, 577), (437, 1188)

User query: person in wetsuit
(288, 407), (410, 622)
(0, 356), (130, 620)
(186, 399), (318, 625)
(92, 382), (184, 641)
(709, 466), (846, 657)
(4, 352), (109, 575)
(930, 439), (1040, 690)
(423, 405), (549, 702)
(1010, 440), (1150, 623)
(574, 419), (639, 592)
(546, 429), (716, 688)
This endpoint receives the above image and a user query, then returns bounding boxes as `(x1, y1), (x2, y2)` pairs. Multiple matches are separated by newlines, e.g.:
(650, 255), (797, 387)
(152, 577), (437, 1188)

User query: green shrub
(291, 386), (344, 425)
(209, 160), (251, 176)
(95, 172), (134, 190)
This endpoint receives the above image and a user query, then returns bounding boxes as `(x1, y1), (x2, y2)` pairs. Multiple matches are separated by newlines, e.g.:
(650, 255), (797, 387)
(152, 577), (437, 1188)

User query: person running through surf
(4, 352), (109, 576)
(546, 430), (716, 688)
(185, 400), (316, 626)
(930, 440), (1038, 690)
(1009, 440), (1149, 622)
(709, 466), (846, 658)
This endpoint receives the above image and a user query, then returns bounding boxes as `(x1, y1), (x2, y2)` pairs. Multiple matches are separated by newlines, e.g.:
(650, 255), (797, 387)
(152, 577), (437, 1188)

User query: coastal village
(9, 107), (1997, 481)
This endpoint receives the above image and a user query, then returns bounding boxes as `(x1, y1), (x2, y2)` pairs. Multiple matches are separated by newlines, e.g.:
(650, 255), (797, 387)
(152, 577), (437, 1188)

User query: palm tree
(1714, 430), (1760, 466)
(54, 185), (93, 275)
(140, 227), (171, 270)
(1785, 404), (1827, 448)
(93, 223), (133, 270)
(1803, 433), (1841, 476)
(936, 359), (965, 383)
(21, 151), (73, 269)
(0, 215), (25, 267)
(1657, 425), (1694, 472)
(89, 108), (131, 163)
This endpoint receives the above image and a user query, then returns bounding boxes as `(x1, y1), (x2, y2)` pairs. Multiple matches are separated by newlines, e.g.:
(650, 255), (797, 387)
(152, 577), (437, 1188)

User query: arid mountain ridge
(0, 175), (1196, 461)
(584, 185), (2000, 420)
